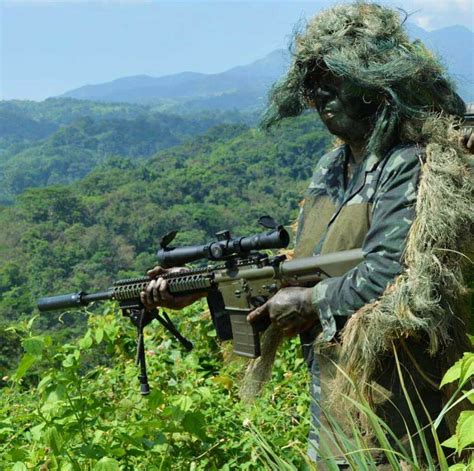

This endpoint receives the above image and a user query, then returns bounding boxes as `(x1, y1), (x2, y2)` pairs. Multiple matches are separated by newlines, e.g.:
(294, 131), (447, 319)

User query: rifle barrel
(37, 289), (114, 312)
(281, 249), (363, 279)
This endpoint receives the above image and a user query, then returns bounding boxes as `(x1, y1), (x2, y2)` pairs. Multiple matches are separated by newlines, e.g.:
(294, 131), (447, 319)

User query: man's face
(304, 70), (377, 144)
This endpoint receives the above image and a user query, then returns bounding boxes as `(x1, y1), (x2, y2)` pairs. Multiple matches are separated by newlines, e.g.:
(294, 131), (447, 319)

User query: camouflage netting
(242, 1), (473, 422)
(336, 116), (473, 428)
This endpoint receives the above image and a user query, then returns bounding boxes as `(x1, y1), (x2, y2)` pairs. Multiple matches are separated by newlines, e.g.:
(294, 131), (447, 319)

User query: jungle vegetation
(0, 99), (472, 469)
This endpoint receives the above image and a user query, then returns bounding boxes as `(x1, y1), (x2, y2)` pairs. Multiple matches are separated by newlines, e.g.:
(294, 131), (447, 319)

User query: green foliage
(0, 98), (259, 205)
(439, 351), (474, 461)
(0, 112), (330, 337)
(0, 303), (311, 469)
(2, 304), (472, 470)
(440, 352), (474, 389)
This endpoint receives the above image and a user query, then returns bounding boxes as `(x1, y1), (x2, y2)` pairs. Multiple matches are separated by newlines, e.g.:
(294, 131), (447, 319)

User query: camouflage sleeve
(312, 147), (422, 341)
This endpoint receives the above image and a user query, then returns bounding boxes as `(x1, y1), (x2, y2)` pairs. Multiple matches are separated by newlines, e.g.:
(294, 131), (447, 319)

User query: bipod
(123, 306), (193, 395)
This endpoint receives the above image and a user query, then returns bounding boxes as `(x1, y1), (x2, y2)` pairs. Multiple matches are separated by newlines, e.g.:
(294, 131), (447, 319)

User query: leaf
(104, 323), (119, 341)
(37, 373), (53, 393)
(211, 375), (233, 391)
(27, 315), (38, 330)
(459, 353), (474, 386)
(44, 426), (63, 454)
(463, 389), (474, 404)
(14, 353), (36, 381)
(456, 410), (474, 453)
(22, 336), (45, 356)
(12, 463), (28, 471)
(92, 457), (121, 471)
(0, 426), (14, 437)
(46, 385), (67, 403)
(79, 332), (93, 350)
(62, 353), (77, 368)
(30, 423), (46, 441)
(182, 411), (207, 441)
(110, 447), (126, 458)
(9, 448), (28, 462)
(441, 434), (458, 449)
(173, 395), (193, 413)
(441, 353), (474, 388)
(95, 328), (104, 344)
(440, 357), (463, 388)
(147, 389), (164, 410)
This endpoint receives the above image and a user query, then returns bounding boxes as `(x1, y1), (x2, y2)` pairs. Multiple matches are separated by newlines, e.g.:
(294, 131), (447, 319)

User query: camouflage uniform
(294, 143), (446, 466)
(296, 143), (420, 339)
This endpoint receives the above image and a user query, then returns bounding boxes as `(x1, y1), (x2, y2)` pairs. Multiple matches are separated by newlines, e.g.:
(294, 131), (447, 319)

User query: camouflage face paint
(304, 70), (376, 145)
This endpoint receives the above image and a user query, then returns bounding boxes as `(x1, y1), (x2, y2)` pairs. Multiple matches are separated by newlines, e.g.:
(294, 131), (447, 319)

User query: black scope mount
(156, 215), (290, 268)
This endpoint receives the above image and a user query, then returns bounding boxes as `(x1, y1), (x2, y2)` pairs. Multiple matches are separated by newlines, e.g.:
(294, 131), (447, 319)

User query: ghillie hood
(242, 2), (473, 421)
(261, 2), (465, 156)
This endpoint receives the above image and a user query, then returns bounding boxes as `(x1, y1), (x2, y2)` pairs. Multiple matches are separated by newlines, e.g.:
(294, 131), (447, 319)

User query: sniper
(142, 2), (473, 468)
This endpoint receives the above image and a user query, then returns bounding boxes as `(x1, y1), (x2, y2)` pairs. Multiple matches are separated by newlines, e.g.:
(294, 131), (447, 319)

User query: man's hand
(140, 266), (204, 311)
(459, 129), (474, 154)
(247, 287), (318, 337)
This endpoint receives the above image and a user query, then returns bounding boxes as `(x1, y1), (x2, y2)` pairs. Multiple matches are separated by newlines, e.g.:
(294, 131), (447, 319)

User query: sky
(1, 0), (473, 101)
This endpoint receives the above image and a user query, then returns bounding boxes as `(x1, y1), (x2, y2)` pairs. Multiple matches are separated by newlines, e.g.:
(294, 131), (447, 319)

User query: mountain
(60, 25), (473, 109)
(63, 72), (205, 102)
(61, 50), (290, 111)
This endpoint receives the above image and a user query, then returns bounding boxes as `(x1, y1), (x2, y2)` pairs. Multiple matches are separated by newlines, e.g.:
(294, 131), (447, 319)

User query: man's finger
(152, 279), (161, 303)
(247, 303), (269, 323)
(147, 266), (166, 278)
(157, 278), (173, 301)
(141, 290), (154, 310)
(146, 279), (157, 304)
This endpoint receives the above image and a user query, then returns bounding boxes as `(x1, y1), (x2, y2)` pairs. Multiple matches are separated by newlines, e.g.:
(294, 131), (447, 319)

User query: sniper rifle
(37, 216), (363, 394)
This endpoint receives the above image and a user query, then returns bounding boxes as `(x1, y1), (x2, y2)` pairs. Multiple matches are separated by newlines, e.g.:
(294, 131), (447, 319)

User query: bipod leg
(154, 310), (194, 352)
(133, 308), (151, 395)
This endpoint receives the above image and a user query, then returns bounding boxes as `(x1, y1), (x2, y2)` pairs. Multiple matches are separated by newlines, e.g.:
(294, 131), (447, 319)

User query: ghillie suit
(241, 0), (473, 455)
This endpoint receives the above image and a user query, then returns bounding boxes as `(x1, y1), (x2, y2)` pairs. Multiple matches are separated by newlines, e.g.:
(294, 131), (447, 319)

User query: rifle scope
(156, 226), (290, 268)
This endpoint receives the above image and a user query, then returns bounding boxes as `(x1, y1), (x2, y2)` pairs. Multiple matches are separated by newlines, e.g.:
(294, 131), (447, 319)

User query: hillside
(0, 99), (256, 204)
(0, 114), (331, 333)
